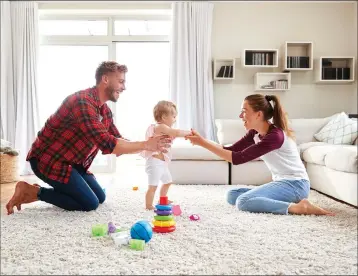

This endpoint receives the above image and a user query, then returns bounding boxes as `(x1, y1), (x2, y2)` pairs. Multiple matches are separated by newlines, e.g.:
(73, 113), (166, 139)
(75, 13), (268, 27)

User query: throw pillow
(314, 112), (358, 145)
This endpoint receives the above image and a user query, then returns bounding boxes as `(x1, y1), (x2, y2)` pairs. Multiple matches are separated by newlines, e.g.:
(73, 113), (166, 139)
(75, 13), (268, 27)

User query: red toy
(159, 196), (169, 205)
(153, 225), (176, 233)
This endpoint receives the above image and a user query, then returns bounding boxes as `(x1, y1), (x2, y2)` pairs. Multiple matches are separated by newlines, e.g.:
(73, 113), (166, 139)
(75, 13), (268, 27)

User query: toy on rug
(132, 186), (138, 191)
(130, 220), (153, 243)
(189, 214), (200, 221)
(152, 196), (176, 233)
(129, 239), (145, 251)
(172, 205), (182, 216)
(91, 224), (108, 237)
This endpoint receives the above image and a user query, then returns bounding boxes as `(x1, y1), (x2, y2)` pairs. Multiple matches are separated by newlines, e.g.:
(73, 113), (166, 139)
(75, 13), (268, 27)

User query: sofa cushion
(215, 119), (247, 145)
(289, 116), (335, 145)
(314, 112), (358, 145)
(298, 142), (328, 159)
(171, 140), (223, 160)
(325, 146), (357, 173)
(302, 144), (357, 173)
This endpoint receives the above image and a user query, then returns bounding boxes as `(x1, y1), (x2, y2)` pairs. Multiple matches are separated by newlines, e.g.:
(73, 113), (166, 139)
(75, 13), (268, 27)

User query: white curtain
(169, 1), (216, 141)
(0, 1), (40, 175)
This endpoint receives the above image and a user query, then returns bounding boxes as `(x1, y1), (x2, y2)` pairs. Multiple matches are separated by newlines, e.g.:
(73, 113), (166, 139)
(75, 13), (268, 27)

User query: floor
(1, 175), (357, 275)
(0, 156), (146, 215)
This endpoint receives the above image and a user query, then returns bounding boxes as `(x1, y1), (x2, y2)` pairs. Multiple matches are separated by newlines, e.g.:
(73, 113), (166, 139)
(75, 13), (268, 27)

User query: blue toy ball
(130, 220), (153, 243)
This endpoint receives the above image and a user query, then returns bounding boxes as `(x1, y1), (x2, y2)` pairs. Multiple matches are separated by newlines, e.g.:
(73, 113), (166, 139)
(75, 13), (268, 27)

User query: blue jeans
(29, 158), (106, 211)
(226, 179), (310, 215)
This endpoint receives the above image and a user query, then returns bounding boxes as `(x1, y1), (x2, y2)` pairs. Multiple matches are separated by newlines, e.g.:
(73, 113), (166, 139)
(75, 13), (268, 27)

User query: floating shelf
(242, 49), (278, 68)
(283, 41), (313, 70)
(315, 56), (355, 83)
(213, 58), (235, 80)
(254, 72), (291, 91)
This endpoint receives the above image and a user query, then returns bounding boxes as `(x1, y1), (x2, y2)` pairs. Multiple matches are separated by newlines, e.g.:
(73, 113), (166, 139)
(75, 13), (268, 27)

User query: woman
(186, 94), (334, 216)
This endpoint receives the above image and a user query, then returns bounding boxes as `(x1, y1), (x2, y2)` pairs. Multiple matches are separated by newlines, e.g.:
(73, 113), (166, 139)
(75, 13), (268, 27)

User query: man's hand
(145, 135), (172, 153)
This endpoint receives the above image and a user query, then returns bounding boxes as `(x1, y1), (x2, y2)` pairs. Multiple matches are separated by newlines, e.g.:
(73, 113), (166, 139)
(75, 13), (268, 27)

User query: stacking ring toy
(153, 225), (176, 233)
(155, 204), (172, 211)
(154, 210), (172, 216)
(153, 220), (176, 227)
(154, 215), (173, 221)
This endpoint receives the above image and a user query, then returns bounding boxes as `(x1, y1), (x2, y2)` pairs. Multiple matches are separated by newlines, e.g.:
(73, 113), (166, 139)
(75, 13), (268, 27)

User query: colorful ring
(154, 210), (172, 216)
(155, 204), (172, 211)
(153, 220), (176, 227)
(153, 226), (176, 233)
(154, 215), (173, 221)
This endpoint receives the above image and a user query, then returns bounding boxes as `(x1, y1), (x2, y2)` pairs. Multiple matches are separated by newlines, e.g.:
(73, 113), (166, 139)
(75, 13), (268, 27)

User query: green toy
(154, 215), (174, 221)
(91, 224), (108, 237)
(129, 239), (145, 251)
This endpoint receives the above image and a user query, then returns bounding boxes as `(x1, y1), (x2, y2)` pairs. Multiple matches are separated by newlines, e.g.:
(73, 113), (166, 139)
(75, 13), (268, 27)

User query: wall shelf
(315, 56), (355, 83)
(283, 41), (313, 70)
(242, 49), (278, 68)
(213, 58), (235, 80)
(254, 72), (291, 91)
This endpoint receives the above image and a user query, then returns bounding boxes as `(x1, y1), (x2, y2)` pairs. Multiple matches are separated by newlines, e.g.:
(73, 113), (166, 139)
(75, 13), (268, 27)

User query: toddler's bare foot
(289, 199), (335, 216)
(146, 205), (155, 211)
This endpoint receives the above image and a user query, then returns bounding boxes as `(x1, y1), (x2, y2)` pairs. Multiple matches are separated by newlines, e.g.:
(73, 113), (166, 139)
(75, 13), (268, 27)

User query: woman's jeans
(226, 179), (310, 215)
(29, 158), (105, 211)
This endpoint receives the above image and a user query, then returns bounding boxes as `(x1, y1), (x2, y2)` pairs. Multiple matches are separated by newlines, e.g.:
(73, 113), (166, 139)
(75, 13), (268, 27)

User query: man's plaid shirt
(27, 87), (121, 184)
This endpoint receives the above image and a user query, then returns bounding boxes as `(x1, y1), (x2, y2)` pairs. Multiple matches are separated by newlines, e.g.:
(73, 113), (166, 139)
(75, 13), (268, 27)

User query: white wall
(212, 1), (357, 119)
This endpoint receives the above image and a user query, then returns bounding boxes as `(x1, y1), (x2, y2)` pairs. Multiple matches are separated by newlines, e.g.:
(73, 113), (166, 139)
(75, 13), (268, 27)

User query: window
(39, 20), (107, 36)
(38, 11), (171, 172)
(115, 42), (170, 141)
(114, 20), (170, 36)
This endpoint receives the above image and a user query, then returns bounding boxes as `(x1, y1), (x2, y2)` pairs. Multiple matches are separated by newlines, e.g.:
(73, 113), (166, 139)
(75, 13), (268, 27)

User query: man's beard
(105, 87), (118, 102)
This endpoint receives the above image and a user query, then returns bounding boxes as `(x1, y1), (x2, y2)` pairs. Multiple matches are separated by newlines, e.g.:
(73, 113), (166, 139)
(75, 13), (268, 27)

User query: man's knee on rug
(82, 198), (100, 211)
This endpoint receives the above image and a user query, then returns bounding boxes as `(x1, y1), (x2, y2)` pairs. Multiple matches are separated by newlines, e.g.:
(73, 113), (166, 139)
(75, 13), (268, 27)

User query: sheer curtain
(0, 1), (40, 174)
(169, 2), (216, 140)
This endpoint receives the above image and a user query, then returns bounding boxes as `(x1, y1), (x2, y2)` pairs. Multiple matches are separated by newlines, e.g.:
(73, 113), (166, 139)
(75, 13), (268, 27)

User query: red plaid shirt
(27, 87), (121, 184)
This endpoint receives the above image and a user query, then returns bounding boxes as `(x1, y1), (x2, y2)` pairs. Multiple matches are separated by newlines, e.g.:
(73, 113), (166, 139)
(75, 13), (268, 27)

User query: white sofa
(169, 115), (357, 206)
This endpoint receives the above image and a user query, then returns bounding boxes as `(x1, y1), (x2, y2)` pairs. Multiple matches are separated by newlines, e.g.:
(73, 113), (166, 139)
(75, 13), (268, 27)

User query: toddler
(140, 101), (192, 210)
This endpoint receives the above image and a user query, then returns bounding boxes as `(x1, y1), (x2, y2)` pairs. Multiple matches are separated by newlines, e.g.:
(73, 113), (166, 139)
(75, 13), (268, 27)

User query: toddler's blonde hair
(153, 100), (177, 122)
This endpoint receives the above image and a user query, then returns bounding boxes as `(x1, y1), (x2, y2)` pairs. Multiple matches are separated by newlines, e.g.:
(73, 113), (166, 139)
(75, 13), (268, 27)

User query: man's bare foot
(146, 205), (155, 211)
(6, 181), (40, 215)
(288, 199), (335, 216)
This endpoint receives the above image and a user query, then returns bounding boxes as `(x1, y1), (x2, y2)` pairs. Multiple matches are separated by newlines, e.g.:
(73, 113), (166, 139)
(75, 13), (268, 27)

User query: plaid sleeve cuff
(101, 135), (117, 155)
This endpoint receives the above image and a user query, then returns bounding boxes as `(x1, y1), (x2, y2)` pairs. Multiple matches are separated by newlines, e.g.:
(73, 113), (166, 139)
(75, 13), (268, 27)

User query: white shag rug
(1, 183), (357, 275)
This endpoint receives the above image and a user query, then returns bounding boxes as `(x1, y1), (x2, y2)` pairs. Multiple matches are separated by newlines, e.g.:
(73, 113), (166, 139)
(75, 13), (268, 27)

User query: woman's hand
(185, 129), (205, 146)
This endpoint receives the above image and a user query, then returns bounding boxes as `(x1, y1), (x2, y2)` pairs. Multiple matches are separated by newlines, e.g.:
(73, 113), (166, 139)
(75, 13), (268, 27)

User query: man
(6, 61), (170, 215)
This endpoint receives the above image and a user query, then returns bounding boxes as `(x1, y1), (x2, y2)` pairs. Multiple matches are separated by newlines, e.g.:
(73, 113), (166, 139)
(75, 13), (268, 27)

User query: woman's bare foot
(6, 181), (40, 215)
(288, 199), (335, 216)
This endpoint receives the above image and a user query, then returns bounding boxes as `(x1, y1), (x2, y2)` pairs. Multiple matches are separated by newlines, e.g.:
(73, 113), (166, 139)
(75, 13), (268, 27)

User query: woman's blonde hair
(153, 100), (177, 122)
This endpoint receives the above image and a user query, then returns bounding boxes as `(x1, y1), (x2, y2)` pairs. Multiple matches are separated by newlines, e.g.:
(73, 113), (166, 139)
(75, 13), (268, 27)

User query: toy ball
(130, 220), (153, 243)
(189, 214), (200, 221)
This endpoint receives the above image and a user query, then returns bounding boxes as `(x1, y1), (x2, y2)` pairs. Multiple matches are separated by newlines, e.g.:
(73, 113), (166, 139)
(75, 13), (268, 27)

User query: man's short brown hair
(153, 101), (177, 122)
(95, 61), (128, 85)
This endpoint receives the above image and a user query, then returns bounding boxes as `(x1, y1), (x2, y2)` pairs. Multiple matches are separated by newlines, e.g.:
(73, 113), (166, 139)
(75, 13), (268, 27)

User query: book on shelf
(287, 56), (310, 68)
(322, 67), (350, 80)
(245, 51), (274, 66)
(216, 65), (234, 78)
(261, 79), (288, 90)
